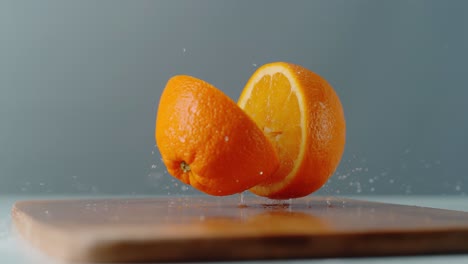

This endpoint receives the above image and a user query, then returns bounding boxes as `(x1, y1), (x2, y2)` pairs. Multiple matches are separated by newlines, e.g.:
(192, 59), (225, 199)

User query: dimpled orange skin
(155, 75), (280, 196)
(240, 62), (346, 199)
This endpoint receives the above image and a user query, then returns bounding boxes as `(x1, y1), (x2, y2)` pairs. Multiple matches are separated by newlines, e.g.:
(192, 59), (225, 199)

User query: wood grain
(11, 196), (468, 262)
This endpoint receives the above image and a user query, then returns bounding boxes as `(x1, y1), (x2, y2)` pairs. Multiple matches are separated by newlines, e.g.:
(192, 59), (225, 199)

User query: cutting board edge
(11, 204), (98, 262)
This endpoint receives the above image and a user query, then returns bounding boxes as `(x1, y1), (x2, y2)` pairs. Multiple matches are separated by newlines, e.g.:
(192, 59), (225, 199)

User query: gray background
(0, 0), (467, 196)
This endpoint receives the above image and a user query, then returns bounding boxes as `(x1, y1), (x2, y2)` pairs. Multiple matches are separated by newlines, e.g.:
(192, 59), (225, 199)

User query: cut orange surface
(238, 62), (346, 199)
(155, 75), (280, 196)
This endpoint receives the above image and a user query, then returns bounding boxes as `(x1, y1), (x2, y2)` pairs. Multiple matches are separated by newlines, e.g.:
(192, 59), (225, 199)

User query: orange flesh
(241, 73), (302, 186)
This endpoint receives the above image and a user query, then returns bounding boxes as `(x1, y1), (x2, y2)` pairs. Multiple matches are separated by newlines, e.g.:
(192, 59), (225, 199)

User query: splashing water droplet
(356, 182), (362, 193)
(405, 185), (412, 194)
(239, 192), (245, 205)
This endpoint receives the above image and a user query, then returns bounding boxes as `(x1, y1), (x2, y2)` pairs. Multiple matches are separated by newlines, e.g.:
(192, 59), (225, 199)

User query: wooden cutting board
(11, 196), (468, 263)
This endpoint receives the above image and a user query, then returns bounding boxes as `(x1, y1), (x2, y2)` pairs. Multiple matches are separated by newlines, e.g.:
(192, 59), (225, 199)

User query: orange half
(238, 62), (346, 199)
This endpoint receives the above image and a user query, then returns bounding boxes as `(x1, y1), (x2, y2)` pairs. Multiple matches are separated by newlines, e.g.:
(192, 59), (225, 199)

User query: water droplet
(356, 182), (362, 193)
(389, 179), (395, 184)
(235, 179), (239, 183)
(39, 182), (45, 186)
(405, 185), (412, 194)
(455, 185), (461, 191)
(252, 63), (257, 67)
(370, 187), (375, 192)
(181, 185), (189, 191)
(326, 199), (331, 207)
(224, 136), (229, 142)
(182, 48), (186, 53)
(369, 179), (374, 183)
(199, 215), (205, 221)
(259, 171), (263, 175)
(239, 192), (245, 205)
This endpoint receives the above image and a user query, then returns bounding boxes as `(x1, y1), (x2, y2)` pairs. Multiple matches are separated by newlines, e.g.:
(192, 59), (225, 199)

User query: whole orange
(155, 75), (280, 196)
